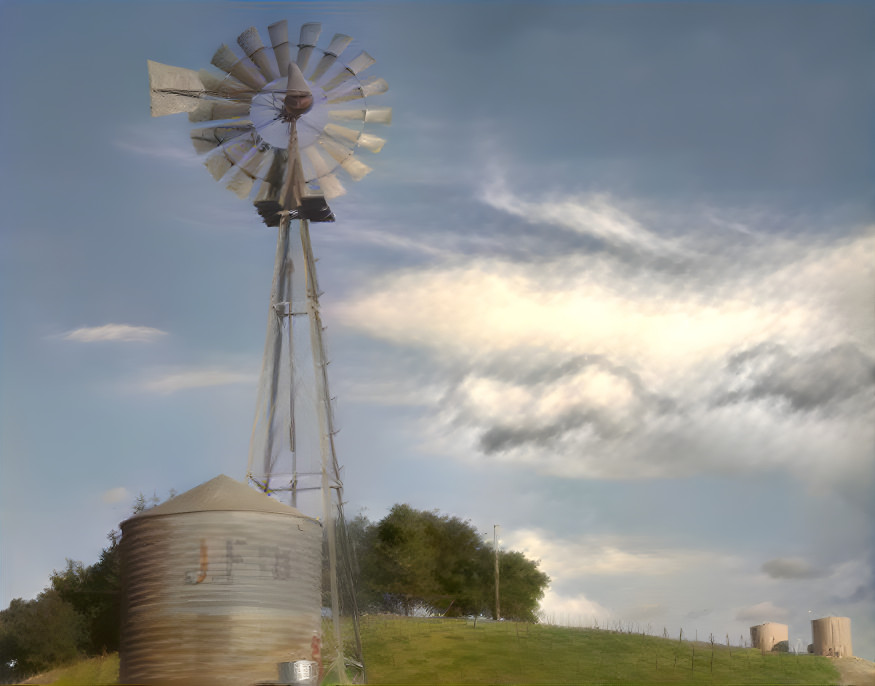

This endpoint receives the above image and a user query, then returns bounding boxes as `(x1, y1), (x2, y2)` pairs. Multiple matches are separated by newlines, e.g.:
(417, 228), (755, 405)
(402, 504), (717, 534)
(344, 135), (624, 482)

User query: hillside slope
(16, 617), (852, 685)
(360, 615), (843, 685)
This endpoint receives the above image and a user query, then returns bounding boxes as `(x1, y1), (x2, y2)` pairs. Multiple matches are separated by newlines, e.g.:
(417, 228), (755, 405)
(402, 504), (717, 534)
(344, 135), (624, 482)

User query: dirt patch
(833, 656), (875, 686)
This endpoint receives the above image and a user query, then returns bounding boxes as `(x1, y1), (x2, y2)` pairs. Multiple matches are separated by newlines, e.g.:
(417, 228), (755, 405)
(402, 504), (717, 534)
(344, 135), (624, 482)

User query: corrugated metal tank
(750, 622), (789, 651)
(119, 474), (322, 686)
(811, 616), (853, 657)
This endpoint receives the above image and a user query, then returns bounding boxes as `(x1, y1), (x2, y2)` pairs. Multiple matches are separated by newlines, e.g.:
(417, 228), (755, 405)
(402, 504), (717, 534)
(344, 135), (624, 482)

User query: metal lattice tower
(147, 20), (390, 683)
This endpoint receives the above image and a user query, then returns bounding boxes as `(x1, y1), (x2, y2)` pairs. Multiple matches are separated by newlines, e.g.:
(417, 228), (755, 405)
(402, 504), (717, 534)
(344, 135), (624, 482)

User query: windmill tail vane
(148, 19), (389, 684)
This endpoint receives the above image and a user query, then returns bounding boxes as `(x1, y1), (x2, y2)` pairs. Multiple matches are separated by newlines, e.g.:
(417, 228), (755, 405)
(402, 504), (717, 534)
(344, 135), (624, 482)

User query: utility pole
(494, 524), (500, 621)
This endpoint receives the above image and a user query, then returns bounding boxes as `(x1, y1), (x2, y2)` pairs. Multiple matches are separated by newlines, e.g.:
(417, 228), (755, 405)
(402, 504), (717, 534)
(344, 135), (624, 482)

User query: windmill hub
(249, 77), (329, 150)
(282, 90), (314, 120)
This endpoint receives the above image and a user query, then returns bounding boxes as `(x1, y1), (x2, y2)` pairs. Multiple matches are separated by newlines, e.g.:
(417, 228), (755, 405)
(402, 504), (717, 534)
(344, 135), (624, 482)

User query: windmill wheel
(148, 21), (390, 218)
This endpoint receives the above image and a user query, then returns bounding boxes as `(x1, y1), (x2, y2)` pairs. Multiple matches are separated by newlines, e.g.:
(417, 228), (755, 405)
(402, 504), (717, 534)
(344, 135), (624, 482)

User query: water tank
(750, 622), (789, 651)
(811, 616), (853, 657)
(119, 474), (322, 686)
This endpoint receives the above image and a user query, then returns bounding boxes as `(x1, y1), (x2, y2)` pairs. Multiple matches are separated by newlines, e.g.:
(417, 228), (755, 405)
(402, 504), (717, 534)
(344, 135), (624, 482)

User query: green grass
(19, 653), (119, 685)
(18, 617), (842, 684)
(359, 615), (842, 685)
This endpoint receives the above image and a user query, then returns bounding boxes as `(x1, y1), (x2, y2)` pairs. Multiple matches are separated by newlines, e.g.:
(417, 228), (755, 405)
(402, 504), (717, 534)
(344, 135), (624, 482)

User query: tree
(489, 550), (550, 622)
(49, 529), (121, 655)
(0, 590), (83, 681)
(0, 489), (173, 680)
(354, 505), (549, 621)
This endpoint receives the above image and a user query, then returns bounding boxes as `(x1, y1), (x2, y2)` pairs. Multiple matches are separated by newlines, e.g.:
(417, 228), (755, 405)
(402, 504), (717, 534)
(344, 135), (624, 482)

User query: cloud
(334, 188), (874, 499)
(483, 179), (683, 257)
(140, 367), (257, 393)
(719, 343), (875, 413)
(113, 125), (201, 166)
(509, 529), (719, 580)
(762, 557), (824, 580)
(101, 487), (130, 504)
(537, 588), (612, 627)
(62, 324), (168, 343)
(735, 600), (789, 622)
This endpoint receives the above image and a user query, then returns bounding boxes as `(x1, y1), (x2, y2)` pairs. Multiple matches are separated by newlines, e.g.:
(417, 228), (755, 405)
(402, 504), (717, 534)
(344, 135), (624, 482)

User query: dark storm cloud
(718, 343), (875, 413)
(761, 557), (825, 580)
(479, 411), (598, 454)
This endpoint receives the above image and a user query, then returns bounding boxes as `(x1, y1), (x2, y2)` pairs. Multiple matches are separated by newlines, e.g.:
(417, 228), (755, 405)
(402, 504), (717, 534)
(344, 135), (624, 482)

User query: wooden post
(494, 524), (500, 621)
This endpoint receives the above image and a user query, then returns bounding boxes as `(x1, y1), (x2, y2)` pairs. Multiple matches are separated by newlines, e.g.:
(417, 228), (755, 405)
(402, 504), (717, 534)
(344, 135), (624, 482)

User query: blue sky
(1, 0), (873, 659)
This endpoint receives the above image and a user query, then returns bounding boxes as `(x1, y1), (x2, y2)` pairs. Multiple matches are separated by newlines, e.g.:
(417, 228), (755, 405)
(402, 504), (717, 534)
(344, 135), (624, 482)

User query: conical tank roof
(125, 474), (315, 521)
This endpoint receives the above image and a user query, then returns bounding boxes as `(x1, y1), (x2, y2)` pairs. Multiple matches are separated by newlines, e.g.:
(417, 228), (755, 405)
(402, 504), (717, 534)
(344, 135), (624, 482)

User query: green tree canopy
(0, 491), (170, 681)
(0, 590), (83, 681)
(352, 505), (549, 622)
(49, 530), (120, 655)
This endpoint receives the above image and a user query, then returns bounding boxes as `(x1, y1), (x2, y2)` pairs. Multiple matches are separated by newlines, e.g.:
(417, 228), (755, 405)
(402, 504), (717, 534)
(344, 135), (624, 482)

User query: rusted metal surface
(119, 475), (322, 686)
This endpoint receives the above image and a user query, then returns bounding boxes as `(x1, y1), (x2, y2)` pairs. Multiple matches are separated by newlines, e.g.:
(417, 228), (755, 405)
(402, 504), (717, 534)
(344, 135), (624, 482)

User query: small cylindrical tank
(119, 474), (322, 686)
(811, 617), (853, 658)
(750, 622), (789, 651)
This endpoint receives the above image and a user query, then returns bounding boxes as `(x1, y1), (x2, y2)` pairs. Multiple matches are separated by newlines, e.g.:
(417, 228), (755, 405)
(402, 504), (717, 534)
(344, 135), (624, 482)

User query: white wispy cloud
(101, 486), (130, 504)
(140, 367), (257, 393)
(510, 528), (722, 579)
(62, 324), (168, 343)
(115, 139), (200, 165)
(483, 178), (683, 256)
(113, 124), (201, 166)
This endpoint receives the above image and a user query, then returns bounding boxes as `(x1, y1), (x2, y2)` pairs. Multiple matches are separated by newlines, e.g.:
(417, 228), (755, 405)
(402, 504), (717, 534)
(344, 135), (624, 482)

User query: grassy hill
(16, 616), (842, 684)
(360, 615), (841, 684)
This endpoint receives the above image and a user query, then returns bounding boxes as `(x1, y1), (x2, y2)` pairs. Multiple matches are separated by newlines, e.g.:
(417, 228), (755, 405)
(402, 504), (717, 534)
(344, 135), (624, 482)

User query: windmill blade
(321, 51), (376, 92)
(295, 23), (322, 74)
(267, 20), (291, 77)
(226, 167), (258, 199)
(147, 60), (204, 116)
(238, 26), (279, 82)
(188, 100), (251, 123)
(197, 69), (254, 101)
(303, 144), (337, 178)
(204, 150), (235, 181)
(211, 44), (267, 91)
(190, 123), (253, 154)
(204, 137), (257, 180)
(303, 145), (346, 198)
(326, 76), (389, 104)
(318, 138), (372, 182)
(314, 173), (346, 199)
(323, 123), (386, 153)
(225, 144), (272, 198)
(308, 34), (353, 83)
(328, 107), (392, 125)
(238, 145), (273, 177)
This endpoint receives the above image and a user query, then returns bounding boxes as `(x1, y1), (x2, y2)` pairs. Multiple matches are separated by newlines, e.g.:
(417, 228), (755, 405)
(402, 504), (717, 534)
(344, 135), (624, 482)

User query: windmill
(147, 20), (390, 682)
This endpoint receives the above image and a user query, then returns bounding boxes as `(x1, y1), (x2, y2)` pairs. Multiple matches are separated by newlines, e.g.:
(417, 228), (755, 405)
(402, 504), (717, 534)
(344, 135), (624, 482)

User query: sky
(1, 0), (873, 660)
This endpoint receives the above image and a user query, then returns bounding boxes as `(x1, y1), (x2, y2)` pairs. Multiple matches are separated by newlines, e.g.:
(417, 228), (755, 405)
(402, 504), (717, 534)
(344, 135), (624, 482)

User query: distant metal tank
(811, 616), (853, 658)
(119, 474), (322, 686)
(750, 622), (789, 652)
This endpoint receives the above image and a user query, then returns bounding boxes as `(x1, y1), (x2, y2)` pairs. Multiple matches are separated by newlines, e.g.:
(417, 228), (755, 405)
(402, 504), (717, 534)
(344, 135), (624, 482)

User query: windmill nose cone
(282, 62), (313, 120)
(283, 91), (314, 119)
